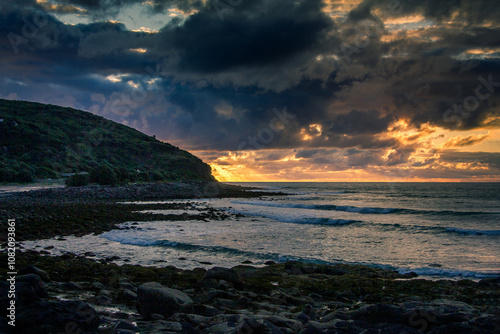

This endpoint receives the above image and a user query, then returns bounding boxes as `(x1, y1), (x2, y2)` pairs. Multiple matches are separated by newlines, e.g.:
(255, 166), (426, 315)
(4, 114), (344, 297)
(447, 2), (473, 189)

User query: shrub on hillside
(90, 165), (118, 186)
(16, 170), (34, 183)
(66, 174), (89, 187)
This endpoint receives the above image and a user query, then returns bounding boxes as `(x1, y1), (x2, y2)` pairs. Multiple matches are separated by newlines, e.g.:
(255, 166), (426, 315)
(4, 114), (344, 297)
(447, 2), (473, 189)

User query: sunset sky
(1, 0), (499, 181)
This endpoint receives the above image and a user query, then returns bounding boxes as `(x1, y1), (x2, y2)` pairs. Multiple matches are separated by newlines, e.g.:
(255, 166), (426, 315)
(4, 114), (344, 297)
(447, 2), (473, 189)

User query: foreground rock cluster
(1, 254), (499, 334)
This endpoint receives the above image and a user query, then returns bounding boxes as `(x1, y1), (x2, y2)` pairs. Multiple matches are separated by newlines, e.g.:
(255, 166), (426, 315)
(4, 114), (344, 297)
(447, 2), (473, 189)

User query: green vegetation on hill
(0, 99), (216, 184)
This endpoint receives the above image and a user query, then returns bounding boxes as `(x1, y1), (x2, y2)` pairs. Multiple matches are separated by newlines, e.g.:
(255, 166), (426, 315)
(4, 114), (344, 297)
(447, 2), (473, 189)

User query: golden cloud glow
(105, 74), (127, 83)
(131, 27), (159, 34)
(189, 119), (500, 182)
(444, 134), (490, 148)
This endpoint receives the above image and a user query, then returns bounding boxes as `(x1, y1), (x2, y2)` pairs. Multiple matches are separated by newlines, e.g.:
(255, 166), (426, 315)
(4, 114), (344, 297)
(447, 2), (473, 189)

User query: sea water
(22, 182), (500, 280)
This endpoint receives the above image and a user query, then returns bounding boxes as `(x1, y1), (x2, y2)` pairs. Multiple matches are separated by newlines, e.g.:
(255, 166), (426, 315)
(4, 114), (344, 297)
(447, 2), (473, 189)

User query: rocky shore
(0, 181), (280, 203)
(0, 181), (279, 241)
(1, 182), (499, 333)
(1, 251), (499, 334)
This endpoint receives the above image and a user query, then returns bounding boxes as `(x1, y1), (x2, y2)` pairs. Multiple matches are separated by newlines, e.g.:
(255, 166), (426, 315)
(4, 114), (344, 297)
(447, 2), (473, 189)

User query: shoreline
(1, 181), (499, 333)
(0, 181), (284, 242)
(1, 250), (499, 333)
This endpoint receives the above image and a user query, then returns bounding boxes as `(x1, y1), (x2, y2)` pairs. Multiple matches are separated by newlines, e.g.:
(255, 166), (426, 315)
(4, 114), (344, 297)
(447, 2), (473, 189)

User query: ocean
(23, 182), (500, 280)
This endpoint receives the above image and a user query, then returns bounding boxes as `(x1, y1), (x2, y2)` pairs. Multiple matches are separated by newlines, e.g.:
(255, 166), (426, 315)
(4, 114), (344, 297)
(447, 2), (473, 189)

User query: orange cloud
(444, 134), (490, 148)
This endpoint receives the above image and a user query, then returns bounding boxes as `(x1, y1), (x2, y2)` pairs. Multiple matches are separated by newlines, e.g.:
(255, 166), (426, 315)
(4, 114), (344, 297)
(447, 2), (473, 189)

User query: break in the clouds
(1, 0), (499, 181)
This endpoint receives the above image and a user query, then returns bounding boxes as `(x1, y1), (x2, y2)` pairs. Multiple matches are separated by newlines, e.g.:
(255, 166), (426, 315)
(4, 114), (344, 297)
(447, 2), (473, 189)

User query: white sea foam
(231, 200), (396, 214)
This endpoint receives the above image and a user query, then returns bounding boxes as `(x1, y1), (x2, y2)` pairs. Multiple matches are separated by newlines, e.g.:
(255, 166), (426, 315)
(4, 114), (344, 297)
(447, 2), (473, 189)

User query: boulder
(349, 303), (405, 323)
(19, 265), (51, 282)
(15, 282), (39, 306)
(17, 274), (48, 299)
(137, 282), (193, 318)
(16, 300), (99, 334)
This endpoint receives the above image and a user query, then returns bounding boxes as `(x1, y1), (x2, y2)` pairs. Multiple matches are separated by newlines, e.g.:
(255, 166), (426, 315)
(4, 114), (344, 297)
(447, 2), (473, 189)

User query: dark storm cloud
(439, 151), (500, 169)
(329, 110), (394, 135)
(0, 0), (499, 176)
(153, 0), (334, 73)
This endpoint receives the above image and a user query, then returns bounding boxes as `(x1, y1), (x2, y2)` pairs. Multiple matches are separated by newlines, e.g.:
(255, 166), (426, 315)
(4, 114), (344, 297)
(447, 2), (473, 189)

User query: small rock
(91, 282), (106, 290)
(150, 313), (164, 320)
(350, 304), (405, 323)
(237, 296), (251, 308)
(120, 282), (136, 292)
(59, 281), (82, 291)
(121, 290), (137, 304)
(201, 267), (244, 289)
(97, 289), (113, 297)
(95, 295), (112, 305)
(401, 271), (419, 279)
(114, 320), (138, 331)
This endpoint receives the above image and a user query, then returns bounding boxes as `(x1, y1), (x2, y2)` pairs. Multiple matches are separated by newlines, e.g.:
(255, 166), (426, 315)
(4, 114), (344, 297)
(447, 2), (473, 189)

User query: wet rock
(478, 277), (500, 287)
(237, 296), (251, 308)
(201, 267), (244, 289)
(296, 312), (310, 325)
(17, 274), (48, 298)
(120, 282), (136, 292)
(375, 323), (423, 333)
(97, 289), (113, 297)
(114, 320), (138, 332)
(285, 261), (346, 276)
(200, 278), (234, 291)
(18, 265), (51, 282)
(139, 320), (183, 332)
(16, 300), (99, 334)
(193, 303), (222, 317)
(59, 281), (83, 291)
(15, 282), (39, 306)
(205, 321), (237, 333)
(121, 289), (137, 304)
(402, 298), (477, 327)
(137, 282), (193, 318)
(150, 313), (164, 320)
(349, 303), (405, 323)
(91, 281), (106, 290)
(265, 315), (303, 332)
(401, 271), (419, 279)
(95, 295), (113, 305)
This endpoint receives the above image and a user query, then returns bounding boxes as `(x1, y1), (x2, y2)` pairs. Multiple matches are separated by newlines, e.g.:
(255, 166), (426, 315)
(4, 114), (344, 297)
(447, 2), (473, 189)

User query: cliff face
(0, 99), (216, 183)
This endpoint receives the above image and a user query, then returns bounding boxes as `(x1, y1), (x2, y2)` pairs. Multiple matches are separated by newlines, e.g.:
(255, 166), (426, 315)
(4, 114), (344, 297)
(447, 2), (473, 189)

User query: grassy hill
(0, 99), (216, 184)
